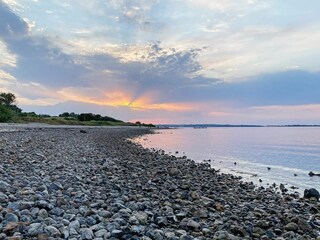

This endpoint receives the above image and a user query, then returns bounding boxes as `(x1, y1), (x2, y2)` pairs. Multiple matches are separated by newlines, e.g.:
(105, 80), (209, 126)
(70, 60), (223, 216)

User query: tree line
(59, 112), (122, 122)
(0, 92), (22, 122)
(0, 92), (155, 127)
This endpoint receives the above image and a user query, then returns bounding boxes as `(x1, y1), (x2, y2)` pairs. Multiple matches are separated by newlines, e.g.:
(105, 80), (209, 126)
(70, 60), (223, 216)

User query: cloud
(0, 40), (16, 67)
(0, 1), (28, 37)
(186, 0), (269, 12)
(17, 97), (62, 106)
(195, 23), (320, 80)
(168, 70), (320, 107)
(0, 2), (89, 88)
(0, 0), (215, 112)
(0, 69), (15, 81)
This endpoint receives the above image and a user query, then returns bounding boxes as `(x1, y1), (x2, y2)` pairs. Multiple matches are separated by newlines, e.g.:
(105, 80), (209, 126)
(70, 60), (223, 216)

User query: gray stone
(180, 235), (193, 240)
(7, 202), (20, 211)
(81, 228), (94, 240)
(28, 223), (43, 236)
(95, 229), (108, 238)
(187, 220), (200, 230)
(129, 215), (139, 225)
(202, 228), (211, 235)
(0, 233), (7, 239)
(164, 232), (176, 238)
(130, 225), (145, 235)
(45, 225), (61, 237)
(134, 211), (148, 225)
(69, 220), (80, 236)
(111, 229), (123, 238)
(49, 182), (64, 190)
(0, 193), (8, 203)
(304, 188), (320, 201)
(284, 222), (298, 231)
(195, 208), (207, 218)
(98, 210), (110, 218)
(19, 201), (34, 210)
(69, 220), (80, 232)
(176, 230), (187, 236)
(213, 230), (232, 240)
(168, 168), (180, 176)
(0, 180), (10, 192)
(5, 213), (19, 223)
(35, 200), (54, 210)
(38, 209), (48, 219)
(3, 222), (19, 234)
(190, 191), (199, 200)
(147, 229), (164, 240)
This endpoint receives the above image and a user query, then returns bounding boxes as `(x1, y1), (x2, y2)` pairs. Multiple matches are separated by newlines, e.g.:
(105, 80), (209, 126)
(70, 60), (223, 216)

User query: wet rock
(309, 171), (320, 176)
(304, 188), (320, 201)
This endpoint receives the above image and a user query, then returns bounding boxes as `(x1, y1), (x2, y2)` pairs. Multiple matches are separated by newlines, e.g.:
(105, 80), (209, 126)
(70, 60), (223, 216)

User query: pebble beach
(0, 125), (320, 239)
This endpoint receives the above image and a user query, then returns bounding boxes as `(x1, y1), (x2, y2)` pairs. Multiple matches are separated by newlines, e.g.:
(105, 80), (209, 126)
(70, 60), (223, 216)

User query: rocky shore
(0, 126), (319, 239)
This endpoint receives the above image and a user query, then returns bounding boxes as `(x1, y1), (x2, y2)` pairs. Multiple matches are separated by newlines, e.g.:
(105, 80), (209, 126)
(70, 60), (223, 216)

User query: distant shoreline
(157, 124), (320, 128)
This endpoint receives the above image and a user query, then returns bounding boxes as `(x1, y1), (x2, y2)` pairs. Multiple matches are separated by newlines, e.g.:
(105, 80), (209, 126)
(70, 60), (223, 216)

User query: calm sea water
(135, 127), (320, 194)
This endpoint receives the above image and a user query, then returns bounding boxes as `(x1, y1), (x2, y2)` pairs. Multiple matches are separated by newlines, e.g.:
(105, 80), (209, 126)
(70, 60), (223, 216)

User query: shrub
(0, 105), (14, 122)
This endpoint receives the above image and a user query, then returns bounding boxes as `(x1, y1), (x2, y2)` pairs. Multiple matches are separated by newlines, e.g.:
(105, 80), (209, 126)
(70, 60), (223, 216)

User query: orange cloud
(129, 95), (193, 111)
(58, 87), (131, 106)
(208, 111), (233, 117)
(58, 87), (193, 112)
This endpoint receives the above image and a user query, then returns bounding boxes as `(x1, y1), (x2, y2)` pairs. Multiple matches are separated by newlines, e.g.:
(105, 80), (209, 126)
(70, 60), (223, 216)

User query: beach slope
(0, 126), (319, 239)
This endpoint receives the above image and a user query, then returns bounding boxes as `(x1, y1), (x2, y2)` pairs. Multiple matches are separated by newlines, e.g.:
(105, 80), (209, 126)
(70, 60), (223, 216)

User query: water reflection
(135, 127), (320, 194)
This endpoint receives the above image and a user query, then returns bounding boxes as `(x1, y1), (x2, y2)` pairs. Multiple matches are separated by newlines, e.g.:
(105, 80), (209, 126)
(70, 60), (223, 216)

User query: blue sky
(1, 0), (320, 124)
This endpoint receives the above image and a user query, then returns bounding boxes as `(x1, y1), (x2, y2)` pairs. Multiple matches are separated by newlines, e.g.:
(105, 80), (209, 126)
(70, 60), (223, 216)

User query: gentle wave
(135, 127), (320, 194)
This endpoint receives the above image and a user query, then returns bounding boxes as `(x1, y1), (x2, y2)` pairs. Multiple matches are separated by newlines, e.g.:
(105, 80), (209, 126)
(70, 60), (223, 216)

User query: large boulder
(304, 188), (320, 201)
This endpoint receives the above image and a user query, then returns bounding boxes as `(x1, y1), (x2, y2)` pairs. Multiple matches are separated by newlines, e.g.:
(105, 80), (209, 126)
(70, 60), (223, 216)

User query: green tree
(0, 105), (13, 122)
(0, 92), (16, 107)
(59, 112), (70, 117)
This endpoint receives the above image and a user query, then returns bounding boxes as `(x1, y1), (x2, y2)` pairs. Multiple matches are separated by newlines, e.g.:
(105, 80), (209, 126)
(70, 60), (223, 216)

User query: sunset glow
(1, 0), (320, 124)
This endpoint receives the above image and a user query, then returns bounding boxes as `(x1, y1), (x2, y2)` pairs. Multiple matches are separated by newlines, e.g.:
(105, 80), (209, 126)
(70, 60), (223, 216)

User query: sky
(1, 0), (320, 124)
